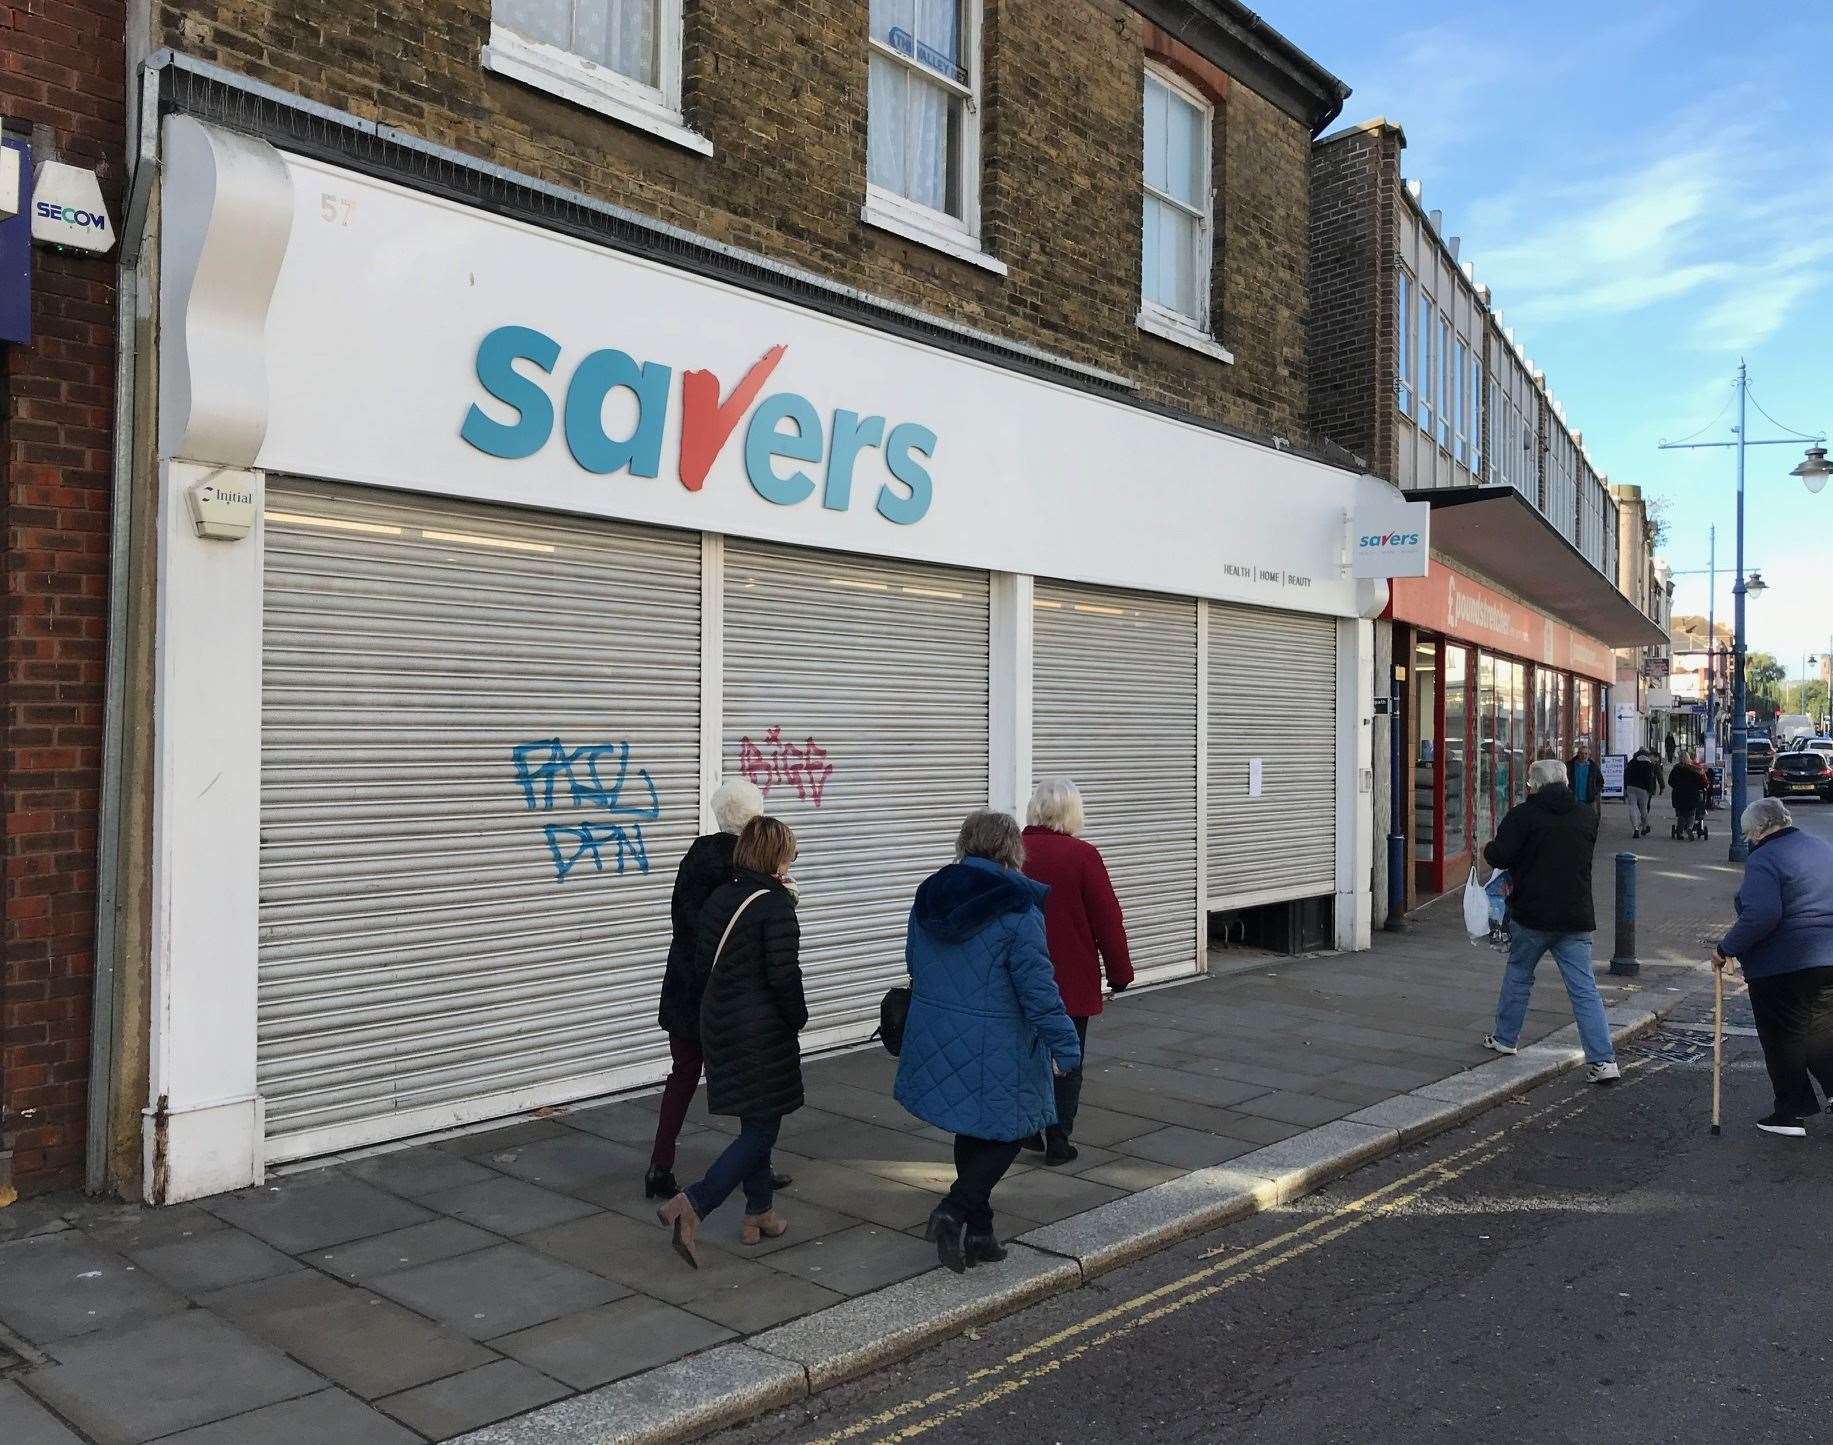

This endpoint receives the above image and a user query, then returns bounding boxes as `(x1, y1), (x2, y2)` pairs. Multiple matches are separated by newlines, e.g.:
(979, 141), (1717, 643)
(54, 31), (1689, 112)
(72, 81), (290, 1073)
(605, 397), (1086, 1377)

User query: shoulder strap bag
(710, 889), (770, 977)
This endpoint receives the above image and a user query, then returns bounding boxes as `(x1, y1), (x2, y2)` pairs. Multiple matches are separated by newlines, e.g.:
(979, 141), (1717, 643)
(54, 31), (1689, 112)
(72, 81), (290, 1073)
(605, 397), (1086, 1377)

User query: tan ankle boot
(740, 1210), (788, 1246)
(657, 1193), (701, 1268)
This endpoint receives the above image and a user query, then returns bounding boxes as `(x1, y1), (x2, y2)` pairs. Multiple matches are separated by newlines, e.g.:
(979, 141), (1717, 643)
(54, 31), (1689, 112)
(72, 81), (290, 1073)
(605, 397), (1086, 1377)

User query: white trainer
(1482, 1035), (1518, 1056)
(1588, 1061), (1621, 1085)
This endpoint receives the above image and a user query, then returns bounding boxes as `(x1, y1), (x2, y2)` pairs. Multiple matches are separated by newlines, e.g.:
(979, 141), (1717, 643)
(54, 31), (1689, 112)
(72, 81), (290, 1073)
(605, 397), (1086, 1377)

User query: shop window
(1506, 661), (1527, 806)
(1413, 640), (1438, 864)
(485, 0), (707, 155)
(1138, 66), (1225, 356)
(1476, 652), (1496, 844)
(866, 0), (994, 269)
(1396, 270), (1414, 415)
(1444, 647), (1468, 856)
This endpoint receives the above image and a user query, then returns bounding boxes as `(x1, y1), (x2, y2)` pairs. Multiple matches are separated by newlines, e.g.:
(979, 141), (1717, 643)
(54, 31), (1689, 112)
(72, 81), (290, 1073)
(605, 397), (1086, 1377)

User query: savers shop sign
(1352, 498), (1430, 579)
(460, 326), (936, 526)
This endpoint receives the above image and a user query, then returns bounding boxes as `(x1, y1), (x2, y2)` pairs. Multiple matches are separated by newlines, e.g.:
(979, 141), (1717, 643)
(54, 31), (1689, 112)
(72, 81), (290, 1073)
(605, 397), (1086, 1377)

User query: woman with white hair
(1020, 778), (1133, 1164)
(1714, 797), (1833, 1136)
(647, 778), (791, 1199)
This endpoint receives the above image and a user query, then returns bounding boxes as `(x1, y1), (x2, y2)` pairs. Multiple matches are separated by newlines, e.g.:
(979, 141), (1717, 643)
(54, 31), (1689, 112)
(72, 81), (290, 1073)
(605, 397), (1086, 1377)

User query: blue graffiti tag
(511, 739), (661, 881)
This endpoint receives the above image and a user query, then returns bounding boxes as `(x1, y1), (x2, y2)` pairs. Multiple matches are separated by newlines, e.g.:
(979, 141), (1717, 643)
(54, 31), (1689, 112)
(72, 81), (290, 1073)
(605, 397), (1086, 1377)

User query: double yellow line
(803, 1059), (1666, 1445)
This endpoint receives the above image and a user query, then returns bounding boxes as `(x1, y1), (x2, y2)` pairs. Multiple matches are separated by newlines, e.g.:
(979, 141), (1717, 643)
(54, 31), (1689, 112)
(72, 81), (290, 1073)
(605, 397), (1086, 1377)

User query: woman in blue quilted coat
(895, 810), (1082, 1273)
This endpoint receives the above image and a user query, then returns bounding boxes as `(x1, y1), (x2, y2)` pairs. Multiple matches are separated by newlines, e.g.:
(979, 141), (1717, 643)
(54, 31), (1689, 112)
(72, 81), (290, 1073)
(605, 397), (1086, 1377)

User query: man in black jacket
(1623, 748), (1663, 838)
(1480, 758), (1621, 1084)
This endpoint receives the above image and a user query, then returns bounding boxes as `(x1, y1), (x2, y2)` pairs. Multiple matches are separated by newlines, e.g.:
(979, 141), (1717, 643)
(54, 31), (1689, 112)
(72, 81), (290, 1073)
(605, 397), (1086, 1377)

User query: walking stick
(1711, 962), (1724, 1137)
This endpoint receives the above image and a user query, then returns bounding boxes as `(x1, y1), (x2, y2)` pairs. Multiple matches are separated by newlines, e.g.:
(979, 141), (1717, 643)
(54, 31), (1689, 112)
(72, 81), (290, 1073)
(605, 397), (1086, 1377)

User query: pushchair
(1670, 794), (1708, 841)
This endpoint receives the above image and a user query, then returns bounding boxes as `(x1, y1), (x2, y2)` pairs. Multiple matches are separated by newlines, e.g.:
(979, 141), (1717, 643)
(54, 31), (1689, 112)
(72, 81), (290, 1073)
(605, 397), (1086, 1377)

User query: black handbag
(874, 984), (911, 1056)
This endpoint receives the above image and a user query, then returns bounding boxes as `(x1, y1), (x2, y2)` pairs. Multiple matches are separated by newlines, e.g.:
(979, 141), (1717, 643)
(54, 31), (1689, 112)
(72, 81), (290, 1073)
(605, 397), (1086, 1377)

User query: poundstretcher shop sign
(460, 327), (936, 526)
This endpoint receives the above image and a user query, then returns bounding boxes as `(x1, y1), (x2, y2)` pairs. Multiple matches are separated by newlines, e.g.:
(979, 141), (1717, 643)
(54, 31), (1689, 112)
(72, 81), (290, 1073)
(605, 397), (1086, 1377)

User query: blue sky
(1277, 1), (1833, 680)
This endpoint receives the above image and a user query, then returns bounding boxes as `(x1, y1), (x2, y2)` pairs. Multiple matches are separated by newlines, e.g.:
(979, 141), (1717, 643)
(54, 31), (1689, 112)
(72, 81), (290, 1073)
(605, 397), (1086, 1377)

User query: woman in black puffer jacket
(658, 816), (807, 1267)
(647, 779), (764, 1200)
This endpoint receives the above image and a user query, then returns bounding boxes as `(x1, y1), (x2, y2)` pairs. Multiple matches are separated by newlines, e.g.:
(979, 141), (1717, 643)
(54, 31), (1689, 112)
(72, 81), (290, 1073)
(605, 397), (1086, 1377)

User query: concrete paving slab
(0, 1379), (84, 1444)
(203, 1172), (433, 1254)
(377, 1359), (569, 1440)
(310, 1216), (500, 1283)
(1342, 1092), (1471, 1145)
(21, 1309), (321, 1445)
(128, 1227), (301, 1295)
(765, 1159), (943, 1231)
(204, 1268), (498, 1399)
(64, 1202), (226, 1255)
(445, 1343), (805, 1445)
(1116, 1125), (1260, 1170)
(1018, 1167), (1277, 1277)
(1076, 1157), (1190, 1193)
(482, 1131), (651, 1195)
(1229, 1089), (1361, 1127)
(155, 1387), (422, 1444)
(445, 1119), (571, 1155)
(365, 1242), (621, 1340)
(1058, 1103), (1162, 1148)
(522, 1209), (778, 1306)
(694, 1195), (861, 1257)
(680, 1272), (847, 1334)
(0, 1234), (185, 1345)
(981, 1167), (1125, 1225)
(559, 1099), (677, 1146)
(751, 1243), (1078, 1389)
(492, 1295), (735, 1390)
(344, 1146), (503, 1201)
(760, 1224), (940, 1296)
(1225, 1119), (1401, 1203)
(422, 1176), (603, 1236)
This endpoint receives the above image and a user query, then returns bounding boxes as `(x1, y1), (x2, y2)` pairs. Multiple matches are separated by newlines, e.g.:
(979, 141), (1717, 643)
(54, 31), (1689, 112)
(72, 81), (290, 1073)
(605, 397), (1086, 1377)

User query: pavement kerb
(443, 997), (1685, 1445)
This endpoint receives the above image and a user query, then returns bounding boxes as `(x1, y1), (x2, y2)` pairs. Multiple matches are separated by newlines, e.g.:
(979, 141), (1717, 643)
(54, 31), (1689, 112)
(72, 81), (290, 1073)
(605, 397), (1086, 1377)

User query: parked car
(1747, 736), (1775, 771)
(1766, 746), (1833, 802)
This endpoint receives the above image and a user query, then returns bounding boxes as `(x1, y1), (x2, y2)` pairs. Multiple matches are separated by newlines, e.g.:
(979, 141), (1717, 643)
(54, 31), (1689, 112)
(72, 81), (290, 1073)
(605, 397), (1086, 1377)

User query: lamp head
(1747, 570), (1767, 597)
(1792, 444), (1831, 495)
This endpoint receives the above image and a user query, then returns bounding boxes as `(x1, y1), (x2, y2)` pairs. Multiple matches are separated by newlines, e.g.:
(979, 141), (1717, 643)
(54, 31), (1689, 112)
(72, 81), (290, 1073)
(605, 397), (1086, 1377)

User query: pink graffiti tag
(738, 726), (835, 808)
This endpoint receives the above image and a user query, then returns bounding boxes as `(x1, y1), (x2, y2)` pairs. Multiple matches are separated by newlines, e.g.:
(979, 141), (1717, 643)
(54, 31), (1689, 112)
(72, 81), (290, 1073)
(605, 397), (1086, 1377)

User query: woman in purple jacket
(1714, 798), (1833, 1137)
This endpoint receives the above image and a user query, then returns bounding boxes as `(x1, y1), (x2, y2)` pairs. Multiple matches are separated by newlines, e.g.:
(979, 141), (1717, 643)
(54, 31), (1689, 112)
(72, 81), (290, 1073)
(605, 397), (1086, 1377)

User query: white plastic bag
(1462, 865), (1490, 941)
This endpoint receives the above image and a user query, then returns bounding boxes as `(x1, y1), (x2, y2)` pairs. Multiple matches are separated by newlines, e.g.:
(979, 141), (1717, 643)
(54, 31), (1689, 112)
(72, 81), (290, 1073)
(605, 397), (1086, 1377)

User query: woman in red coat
(1020, 778), (1134, 1165)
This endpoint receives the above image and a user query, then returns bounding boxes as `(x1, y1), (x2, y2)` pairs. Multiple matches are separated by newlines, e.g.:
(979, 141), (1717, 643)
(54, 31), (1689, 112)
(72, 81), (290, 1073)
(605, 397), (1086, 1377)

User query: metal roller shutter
(1208, 603), (1337, 906)
(259, 479), (701, 1159)
(1032, 582), (1198, 980)
(723, 541), (990, 1047)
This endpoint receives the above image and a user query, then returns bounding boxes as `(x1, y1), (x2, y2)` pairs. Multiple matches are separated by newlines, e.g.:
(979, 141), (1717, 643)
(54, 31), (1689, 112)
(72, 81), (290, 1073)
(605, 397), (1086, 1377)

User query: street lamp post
(1659, 362), (1826, 861)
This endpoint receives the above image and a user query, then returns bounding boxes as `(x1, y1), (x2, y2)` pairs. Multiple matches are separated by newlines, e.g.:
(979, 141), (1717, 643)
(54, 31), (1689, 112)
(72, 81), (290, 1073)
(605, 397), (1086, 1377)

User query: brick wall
(1, 0), (125, 1200)
(156, 0), (1318, 439)
(1307, 121), (1401, 476)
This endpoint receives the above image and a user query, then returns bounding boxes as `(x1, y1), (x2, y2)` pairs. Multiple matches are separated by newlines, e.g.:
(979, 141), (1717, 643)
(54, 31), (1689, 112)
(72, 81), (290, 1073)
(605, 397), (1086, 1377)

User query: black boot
(1042, 1126), (1078, 1167)
(770, 1170), (794, 1190)
(1018, 1133), (1045, 1153)
(964, 1230), (1007, 1266)
(645, 1165), (680, 1200)
(926, 1202), (969, 1274)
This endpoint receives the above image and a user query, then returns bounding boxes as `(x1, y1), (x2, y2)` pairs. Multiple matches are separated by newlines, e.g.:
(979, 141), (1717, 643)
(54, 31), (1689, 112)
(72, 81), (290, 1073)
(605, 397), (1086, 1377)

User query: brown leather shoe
(657, 1193), (701, 1268)
(740, 1210), (789, 1246)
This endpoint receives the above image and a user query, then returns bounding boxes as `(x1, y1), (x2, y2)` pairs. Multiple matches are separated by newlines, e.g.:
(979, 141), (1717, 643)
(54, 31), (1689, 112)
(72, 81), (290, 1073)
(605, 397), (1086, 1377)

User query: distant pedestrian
(1714, 798), (1833, 1137)
(647, 779), (791, 1200)
(1535, 742), (1558, 762)
(1480, 759), (1620, 1085)
(896, 810), (1082, 1272)
(1020, 779), (1134, 1165)
(1623, 748), (1663, 838)
(1566, 740), (1601, 810)
(657, 817), (807, 1266)
(1665, 731), (1678, 764)
(1669, 751), (1708, 839)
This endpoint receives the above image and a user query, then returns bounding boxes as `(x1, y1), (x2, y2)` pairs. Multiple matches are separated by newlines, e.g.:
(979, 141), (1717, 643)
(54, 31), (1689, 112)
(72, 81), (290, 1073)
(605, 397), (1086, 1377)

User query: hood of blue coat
(913, 856), (1048, 943)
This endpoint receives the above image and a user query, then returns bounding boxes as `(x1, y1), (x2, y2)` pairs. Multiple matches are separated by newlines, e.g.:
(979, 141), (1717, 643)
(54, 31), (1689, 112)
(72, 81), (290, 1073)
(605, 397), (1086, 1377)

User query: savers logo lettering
(460, 326), (935, 525)
(1358, 531), (1422, 548)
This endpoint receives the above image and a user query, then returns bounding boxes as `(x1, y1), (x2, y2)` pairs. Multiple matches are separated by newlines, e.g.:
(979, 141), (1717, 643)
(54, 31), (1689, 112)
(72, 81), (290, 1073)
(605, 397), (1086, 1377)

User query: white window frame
(1452, 335), (1467, 464)
(483, 0), (711, 156)
(862, 0), (1001, 272)
(1468, 349), (1482, 476)
(1396, 268), (1414, 414)
(1417, 291), (1434, 435)
(1134, 64), (1225, 359)
(1437, 315), (1452, 450)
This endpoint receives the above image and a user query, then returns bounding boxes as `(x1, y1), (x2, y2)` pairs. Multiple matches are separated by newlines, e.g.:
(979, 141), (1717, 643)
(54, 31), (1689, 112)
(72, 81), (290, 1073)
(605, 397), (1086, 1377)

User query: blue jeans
(684, 1116), (780, 1219)
(1492, 927), (1616, 1065)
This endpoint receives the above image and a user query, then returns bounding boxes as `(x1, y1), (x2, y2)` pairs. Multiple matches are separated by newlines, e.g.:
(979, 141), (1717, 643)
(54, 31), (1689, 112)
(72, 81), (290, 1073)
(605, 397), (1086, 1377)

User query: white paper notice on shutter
(1248, 758), (1264, 799)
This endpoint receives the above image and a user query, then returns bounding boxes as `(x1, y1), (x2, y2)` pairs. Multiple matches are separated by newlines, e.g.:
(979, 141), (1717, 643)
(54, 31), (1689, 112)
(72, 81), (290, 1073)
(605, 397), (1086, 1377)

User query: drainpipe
(86, 67), (160, 1195)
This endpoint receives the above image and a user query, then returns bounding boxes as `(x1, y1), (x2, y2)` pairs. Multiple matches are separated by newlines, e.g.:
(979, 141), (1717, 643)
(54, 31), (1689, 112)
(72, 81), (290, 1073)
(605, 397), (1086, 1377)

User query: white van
(1776, 714), (1816, 745)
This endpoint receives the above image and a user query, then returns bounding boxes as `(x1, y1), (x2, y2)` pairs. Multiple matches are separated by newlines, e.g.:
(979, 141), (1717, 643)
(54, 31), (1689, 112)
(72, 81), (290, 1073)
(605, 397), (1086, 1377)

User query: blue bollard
(1609, 851), (1638, 976)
